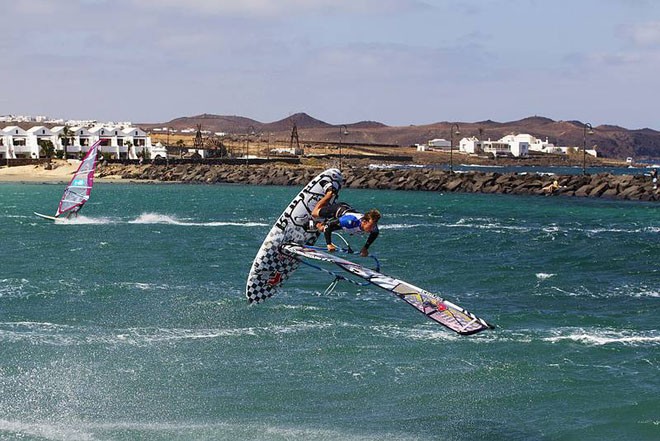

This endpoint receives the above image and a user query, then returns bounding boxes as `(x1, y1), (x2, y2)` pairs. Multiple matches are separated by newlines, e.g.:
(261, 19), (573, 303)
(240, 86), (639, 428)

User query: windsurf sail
(55, 140), (102, 218)
(281, 242), (494, 335)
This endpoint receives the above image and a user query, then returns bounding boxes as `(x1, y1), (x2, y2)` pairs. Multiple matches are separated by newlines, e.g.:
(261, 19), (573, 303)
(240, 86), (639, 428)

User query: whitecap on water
(129, 212), (267, 227)
(0, 278), (30, 298)
(0, 420), (96, 441)
(380, 223), (430, 230)
(544, 327), (660, 346)
(55, 215), (115, 225)
(371, 324), (460, 342)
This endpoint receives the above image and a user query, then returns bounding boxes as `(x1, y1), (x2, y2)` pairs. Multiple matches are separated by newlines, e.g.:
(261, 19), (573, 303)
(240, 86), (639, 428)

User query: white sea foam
(573, 225), (659, 235)
(55, 215), (115, 225)
(632, 287), (660, 298)
(267, 320), (335, 335)
(604, 284), (660, 299)
(0, 419), (418, 441)
(0, 320), (340, 346)
(556, 283), (660, 299)
(380, 223), (431, 230)
(0, 322), (78, 346)
(368, 163), (424, 170)
(275, 304), (323, 311)
(371, 324), (460, 342)
(129, 212), (267, 227)
(542, 225), (562, 233)
(0, 278), (30, 298)
(544, 327), (660, 346)
(459, 163), (505, 168)
(0, 420), (96, 441)
(118, 281), (172, 291)
(536, 273), (556, 280)
(113, 327), (254, 343)
(446, 217), (530, 233)
(386, 212), (442, 219)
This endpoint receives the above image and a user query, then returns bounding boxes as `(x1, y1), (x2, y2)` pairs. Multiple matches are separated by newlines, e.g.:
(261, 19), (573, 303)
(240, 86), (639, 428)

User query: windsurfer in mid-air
(310, 188), (380, 257)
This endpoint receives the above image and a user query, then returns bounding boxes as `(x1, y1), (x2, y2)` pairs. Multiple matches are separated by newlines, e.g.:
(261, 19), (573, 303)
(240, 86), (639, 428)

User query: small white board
(34, 212), (58, 221)
(246, 168), (343, 303)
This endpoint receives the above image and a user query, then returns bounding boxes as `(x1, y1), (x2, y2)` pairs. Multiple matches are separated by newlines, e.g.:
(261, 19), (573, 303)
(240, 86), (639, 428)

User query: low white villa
(1, 124), (155, 161)
(457, 134), (529, 157)
(417, 138), (451, 151)
(454, 133), (598, 158)
(423, 134), (531, 157)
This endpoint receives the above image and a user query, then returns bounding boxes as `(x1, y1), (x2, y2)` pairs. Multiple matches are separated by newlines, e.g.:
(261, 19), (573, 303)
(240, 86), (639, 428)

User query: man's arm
(360, 230), (379, 257)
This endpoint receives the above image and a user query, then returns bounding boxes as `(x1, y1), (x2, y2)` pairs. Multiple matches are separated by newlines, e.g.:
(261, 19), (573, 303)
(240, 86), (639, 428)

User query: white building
(89, 125), (146, 160)
(1, 126), (31, 159)
(150, 142), (168, 159)
(498, 134), (530, 157)
(26, 126), (56, 155)
(459, 136), (482, 154)
(421, 134), (529, 157)
(1, 124), (154, 161)
(482, 140), (511, 157)
(122, 127), (152, 159)
(419, 132), (598, 159)
(527, 136), (561, 154)
(428, 138), (451, 150)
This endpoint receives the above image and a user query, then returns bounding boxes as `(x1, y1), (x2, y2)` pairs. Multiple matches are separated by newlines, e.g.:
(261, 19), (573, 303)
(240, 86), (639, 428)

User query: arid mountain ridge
(139, 113), (660, 160)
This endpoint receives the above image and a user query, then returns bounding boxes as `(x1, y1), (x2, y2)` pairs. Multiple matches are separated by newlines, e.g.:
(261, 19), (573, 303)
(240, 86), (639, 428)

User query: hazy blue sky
(2, 0), (659, 129)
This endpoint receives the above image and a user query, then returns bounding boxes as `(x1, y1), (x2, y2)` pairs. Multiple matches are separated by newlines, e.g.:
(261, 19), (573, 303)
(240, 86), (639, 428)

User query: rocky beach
(90, 161), (659, 202)
(1, 159), (657, 202)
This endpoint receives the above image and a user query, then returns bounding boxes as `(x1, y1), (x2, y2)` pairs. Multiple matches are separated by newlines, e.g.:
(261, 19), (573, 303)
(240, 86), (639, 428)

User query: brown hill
(138, 113), (660, 160)
(262, 112), (333, 131)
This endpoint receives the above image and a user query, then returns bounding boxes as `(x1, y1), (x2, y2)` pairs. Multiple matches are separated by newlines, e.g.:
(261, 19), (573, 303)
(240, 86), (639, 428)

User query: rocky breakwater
(97, 163), (659, 202)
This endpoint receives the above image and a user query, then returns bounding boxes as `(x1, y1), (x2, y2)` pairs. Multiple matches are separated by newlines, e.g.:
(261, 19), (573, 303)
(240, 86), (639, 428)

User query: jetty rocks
(97, 163), (659, 202)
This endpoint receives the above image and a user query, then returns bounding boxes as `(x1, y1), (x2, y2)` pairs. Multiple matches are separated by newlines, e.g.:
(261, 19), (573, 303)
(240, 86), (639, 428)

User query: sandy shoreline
(0, 160), (122, 183)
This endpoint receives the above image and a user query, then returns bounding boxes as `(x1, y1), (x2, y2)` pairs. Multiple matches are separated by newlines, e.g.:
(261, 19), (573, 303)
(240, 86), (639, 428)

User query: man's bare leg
(311, 190), (334, 218)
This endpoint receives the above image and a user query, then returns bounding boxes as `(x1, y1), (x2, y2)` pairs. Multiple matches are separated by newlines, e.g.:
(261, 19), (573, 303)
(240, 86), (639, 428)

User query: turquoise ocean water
(1, 181), (658, 441)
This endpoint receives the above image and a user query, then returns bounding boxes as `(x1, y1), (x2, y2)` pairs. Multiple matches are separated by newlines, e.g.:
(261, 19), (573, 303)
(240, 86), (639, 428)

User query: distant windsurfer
(311, 189), (380, 257)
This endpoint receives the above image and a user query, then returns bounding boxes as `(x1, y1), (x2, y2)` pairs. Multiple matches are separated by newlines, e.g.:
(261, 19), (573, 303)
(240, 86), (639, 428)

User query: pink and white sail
(55, 140), (102, 217)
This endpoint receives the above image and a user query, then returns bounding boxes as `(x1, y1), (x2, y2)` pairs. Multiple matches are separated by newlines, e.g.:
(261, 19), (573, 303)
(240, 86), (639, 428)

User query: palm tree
(58, 126), (73, 159)
(39, 140), (55, 164)
(125, 140), (133, 160)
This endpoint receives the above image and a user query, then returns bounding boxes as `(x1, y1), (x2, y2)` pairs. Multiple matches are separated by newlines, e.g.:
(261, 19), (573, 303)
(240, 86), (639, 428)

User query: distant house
(70, 126), (95, 151)
(89, 126), (132, 159)
(150, 142), (168, 159)
(271, 147), (302, 156)
(1, 123), (156, 161)
(123, 127), (152, 159)
(459, 136), (482, 154)
(498, 134), (530, 157)
(527, 136), (561, 154)
(427, 138), (451, 150)
(2, 126), (33, 158)
(482, 140), (511, 157)
(27, 126), (55, 154)
(422, 132), (589, 159)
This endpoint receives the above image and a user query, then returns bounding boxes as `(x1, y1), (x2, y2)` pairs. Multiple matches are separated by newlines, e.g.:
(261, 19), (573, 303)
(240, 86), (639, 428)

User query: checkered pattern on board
(246, 169), (343, 303)
(245, 236), (300, 303)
